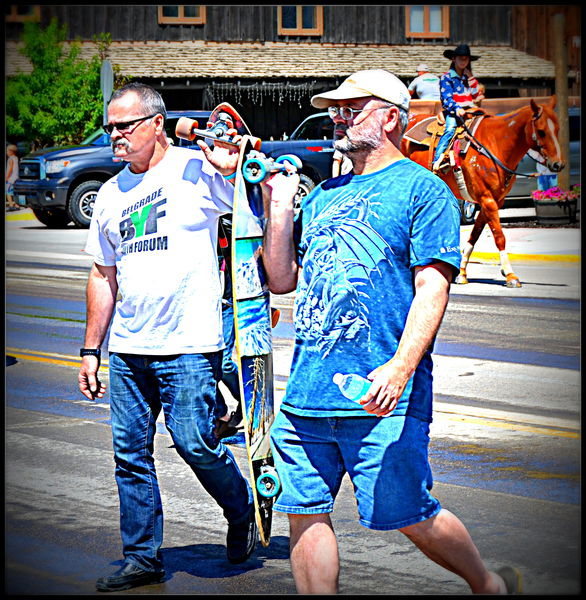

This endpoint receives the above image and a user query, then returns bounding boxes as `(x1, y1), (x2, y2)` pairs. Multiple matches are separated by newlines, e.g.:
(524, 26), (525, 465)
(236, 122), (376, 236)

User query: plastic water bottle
(333, 373), (371, 402)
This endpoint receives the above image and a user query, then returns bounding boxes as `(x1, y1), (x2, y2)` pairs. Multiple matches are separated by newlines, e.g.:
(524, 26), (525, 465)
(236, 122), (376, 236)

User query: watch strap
(80, 348), (101, 358)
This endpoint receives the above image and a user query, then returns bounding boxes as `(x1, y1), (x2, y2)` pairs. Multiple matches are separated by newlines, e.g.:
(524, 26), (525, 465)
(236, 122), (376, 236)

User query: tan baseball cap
(311, 69), (410, 112)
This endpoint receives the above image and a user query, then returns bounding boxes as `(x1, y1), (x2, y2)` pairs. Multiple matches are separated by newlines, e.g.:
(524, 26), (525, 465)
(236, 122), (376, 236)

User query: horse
(401, 96), (564, 287)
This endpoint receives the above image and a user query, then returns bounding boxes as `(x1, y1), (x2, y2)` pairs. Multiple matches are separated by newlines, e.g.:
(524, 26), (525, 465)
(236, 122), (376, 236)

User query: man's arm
(360, 261), (453, 416)
(78, 263), (118, 400)
(262, 172), (300, 294)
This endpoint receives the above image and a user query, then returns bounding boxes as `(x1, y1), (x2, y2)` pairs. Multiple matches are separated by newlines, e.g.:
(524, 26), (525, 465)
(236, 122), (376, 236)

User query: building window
(158, 5), (206, 25)
(278, 5), (323, 36)
(405, 5), (449, 39)
(5, 5), (40, 22)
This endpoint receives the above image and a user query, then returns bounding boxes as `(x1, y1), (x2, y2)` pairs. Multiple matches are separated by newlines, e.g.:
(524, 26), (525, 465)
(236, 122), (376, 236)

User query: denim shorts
(270, 411), (441, 530)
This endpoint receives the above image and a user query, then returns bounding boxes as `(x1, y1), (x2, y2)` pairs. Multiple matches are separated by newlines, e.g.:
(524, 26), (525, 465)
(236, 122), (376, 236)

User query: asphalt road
(4, 214), (581, 595)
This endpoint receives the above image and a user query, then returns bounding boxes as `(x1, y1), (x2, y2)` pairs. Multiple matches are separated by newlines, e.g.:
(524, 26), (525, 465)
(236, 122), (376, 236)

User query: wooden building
(5, 5), (580, 138)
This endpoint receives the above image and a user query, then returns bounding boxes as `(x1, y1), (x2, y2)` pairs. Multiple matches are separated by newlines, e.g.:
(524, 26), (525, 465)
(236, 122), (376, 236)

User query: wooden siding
(449, 5), (511, 45)
(511, 5), (581, 97)
(9, 5), (513, 45)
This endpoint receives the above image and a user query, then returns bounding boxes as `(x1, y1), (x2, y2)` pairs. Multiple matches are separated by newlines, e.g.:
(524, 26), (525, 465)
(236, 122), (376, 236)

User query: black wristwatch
(80, 348), (101, 359)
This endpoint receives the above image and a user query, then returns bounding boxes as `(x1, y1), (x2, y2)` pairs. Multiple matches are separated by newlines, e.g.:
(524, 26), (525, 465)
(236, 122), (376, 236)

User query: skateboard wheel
(249, 137), (263, 151)
(256, 471), (280, 498)
(275, 154), (302, 170)
(175, 117), (198, 140)
(243, 158), (268, 184)
(271, 308), (281, 328)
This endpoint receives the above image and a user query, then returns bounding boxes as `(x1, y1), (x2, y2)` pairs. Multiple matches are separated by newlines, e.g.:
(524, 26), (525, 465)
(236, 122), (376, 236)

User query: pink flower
(532, 184), (580, 204)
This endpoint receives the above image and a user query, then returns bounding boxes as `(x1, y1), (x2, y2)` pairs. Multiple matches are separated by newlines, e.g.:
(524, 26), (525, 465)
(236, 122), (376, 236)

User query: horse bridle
(528, 107), (557, 169)
(457, 112), (544, 178)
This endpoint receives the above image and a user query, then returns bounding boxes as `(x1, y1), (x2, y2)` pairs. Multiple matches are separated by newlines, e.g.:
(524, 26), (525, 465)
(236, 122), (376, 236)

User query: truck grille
(18, 159), (42, 181)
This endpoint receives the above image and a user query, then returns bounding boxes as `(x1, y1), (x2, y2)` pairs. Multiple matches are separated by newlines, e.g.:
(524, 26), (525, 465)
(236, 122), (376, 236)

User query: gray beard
(333, 124), (383, 155)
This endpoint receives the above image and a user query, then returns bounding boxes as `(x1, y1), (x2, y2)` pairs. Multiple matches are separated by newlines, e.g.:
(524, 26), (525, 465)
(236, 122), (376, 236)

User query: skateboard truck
(256, 465), (281, 498)
(175, 115), (261, 150)
(243, 152), (303, 184)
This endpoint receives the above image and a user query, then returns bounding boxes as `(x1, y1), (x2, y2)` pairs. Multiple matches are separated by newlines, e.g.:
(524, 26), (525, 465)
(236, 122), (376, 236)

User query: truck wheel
(68, 180), (102, 228)
(460, 198), (477, 225)
(32, 208), (72, 228)
(294, 174), (316, 215)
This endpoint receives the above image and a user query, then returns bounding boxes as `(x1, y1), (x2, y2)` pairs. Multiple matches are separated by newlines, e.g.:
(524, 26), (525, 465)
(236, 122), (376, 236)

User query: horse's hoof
(455, 274), (469, 285)
(505, 274), (522, 288)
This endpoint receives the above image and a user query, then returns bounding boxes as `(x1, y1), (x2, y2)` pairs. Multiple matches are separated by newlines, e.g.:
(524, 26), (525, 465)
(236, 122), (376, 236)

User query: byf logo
(120, 198), (167, 242)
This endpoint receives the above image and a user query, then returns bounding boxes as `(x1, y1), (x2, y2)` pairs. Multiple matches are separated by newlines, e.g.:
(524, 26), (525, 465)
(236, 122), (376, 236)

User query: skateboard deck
(232, 133), (281, 548)
(179, 103), (301, 547)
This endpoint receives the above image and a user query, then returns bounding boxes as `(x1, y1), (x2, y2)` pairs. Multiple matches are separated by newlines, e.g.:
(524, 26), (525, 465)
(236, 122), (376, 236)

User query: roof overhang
(6, 41), (565, 81)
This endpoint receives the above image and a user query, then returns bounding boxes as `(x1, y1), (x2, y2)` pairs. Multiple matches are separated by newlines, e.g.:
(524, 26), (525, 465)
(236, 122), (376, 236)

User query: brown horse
(401, 96), (564, 287)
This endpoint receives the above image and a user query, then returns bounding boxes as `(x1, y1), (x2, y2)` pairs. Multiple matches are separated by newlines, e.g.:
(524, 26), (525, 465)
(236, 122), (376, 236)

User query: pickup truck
(260, 112), (334, 201)
(14, 110), (335, 228)
(13, 110), (211, 228)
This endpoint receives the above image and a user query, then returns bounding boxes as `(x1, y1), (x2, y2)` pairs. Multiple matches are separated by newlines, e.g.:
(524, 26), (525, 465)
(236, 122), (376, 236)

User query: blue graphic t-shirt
(282, 158), (461, 421)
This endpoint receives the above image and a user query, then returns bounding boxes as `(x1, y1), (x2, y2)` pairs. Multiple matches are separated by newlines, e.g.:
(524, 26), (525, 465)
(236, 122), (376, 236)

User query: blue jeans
(537, 174), (557, 191)
(216, 302), (242, 419)
(434, 114), (458, 162)
(109, 352), (252, 572)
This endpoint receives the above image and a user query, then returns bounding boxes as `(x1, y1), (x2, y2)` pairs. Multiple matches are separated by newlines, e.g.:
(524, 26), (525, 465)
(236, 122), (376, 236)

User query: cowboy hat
(443, 44), (480, 61)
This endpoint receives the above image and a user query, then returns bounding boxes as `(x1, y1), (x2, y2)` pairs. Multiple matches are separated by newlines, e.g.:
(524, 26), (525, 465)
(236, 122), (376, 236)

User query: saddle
(404, 113), (487, 165)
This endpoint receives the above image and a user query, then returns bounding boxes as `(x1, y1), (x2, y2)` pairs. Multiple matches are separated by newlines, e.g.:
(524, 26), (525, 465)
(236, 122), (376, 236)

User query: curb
(6, 211), (36, 221)
(470, 251), (580, 264)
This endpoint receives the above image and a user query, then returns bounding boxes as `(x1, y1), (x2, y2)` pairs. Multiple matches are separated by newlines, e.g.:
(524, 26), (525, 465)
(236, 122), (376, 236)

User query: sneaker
(496, 566), (523, 594)
(432, 157), (446, 173)
(226, 506), (258, 564)
(215, 410), (243, 440)
(95, 562), (165, 592)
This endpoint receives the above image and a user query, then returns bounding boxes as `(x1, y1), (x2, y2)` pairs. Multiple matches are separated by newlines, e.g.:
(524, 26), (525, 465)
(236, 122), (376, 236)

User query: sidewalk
(461, 224), (581, 263)
(7, 208), (581, 262)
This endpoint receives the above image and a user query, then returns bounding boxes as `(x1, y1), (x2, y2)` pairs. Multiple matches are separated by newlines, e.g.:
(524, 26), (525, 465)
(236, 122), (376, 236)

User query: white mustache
(112, 139), (131, 152)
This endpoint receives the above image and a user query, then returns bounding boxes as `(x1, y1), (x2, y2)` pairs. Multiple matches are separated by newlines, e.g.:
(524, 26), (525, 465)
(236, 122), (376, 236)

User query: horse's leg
(455, 209), (487, 285)
(483, 197), (522, 288)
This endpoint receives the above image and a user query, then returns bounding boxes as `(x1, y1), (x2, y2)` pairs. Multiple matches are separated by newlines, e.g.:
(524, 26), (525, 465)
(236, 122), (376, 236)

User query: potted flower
(531, 184), (580, 225)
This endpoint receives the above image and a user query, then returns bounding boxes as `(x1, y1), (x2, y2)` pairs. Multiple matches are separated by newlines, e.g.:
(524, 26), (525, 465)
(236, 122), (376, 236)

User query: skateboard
(175, 102), (262, 151)
(177, 104), (301, 547)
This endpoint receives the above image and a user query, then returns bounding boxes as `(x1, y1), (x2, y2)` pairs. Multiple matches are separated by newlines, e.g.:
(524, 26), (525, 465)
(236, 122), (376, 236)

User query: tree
(6, 20), (113, 149)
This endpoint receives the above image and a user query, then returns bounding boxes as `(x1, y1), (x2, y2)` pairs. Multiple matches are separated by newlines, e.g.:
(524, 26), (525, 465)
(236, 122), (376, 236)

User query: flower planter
(532, 185), (580, 225)
(533, 198), (578, 225)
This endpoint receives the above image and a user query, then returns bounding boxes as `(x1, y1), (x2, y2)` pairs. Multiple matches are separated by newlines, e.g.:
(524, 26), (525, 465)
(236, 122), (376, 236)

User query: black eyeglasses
(103, 114), (158, 135)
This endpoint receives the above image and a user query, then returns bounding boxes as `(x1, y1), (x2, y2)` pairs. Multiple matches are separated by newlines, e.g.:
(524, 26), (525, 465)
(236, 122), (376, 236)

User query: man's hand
(264, 167), (300, 211)
(78, 355), (107, 401)
(197, 137), (242, 178)
(357, 358), (412, 417)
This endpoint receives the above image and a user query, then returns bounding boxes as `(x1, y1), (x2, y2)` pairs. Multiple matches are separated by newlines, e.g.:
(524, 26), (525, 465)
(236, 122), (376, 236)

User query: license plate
(17, 195), (27, 206)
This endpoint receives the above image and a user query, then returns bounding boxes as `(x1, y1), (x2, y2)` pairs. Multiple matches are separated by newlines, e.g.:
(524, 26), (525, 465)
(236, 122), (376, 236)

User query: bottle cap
(332, 373), (343, 385)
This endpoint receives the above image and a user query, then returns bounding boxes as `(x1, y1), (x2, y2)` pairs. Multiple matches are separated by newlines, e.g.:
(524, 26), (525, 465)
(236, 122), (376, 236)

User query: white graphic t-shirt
(85, 146), (233, 354)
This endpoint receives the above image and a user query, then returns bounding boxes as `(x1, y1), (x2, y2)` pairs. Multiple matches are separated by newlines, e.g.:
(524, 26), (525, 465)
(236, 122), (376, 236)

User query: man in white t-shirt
(408, 63), (441, 101)
(78, 83), (258, 592)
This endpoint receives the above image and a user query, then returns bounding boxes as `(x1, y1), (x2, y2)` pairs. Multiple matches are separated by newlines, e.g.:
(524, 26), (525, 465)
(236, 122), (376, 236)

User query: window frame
(5, 5), (41, 22)
(278, 5), (324, 36)
(405, 5), (450, 39)
(157, 5), (206, 25)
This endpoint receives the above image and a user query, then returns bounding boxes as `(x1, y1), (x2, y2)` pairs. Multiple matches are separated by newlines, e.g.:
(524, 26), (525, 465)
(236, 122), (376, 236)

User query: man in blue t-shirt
(262, 69), (522, 595)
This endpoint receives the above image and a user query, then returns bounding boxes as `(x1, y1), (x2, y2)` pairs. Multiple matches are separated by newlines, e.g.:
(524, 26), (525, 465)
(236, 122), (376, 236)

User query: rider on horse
(433, 44), (484, 173)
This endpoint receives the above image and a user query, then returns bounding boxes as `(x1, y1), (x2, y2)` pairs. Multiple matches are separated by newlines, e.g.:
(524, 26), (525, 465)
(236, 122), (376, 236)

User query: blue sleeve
(439, 73), (459, 116)
(409, 176), (461, 275)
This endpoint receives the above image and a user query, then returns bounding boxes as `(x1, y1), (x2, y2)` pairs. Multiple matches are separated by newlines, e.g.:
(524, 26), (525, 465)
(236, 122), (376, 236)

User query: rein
(457, 114), (540, 178)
